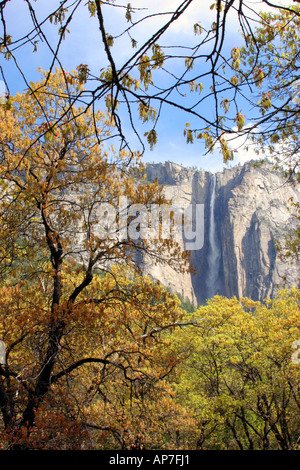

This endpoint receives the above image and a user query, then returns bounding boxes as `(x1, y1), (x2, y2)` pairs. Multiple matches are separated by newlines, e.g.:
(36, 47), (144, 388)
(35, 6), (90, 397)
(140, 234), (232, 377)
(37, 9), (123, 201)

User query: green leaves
(174, 288), (300, 449)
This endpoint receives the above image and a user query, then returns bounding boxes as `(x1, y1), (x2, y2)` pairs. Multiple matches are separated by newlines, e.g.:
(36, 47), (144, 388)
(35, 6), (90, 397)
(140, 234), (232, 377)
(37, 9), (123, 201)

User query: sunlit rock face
(142, 161), (300, 305)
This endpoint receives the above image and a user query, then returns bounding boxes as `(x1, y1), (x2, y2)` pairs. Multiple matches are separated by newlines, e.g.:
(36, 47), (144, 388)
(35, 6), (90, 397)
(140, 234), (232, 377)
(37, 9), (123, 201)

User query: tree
(174, 289), (300, 450)
(234, 6), (300, 260)
(236, 5), (300, 180)
(78, 266), (196, 451)
(0, 1), (300, 162)
(0, 69), (189, 449)
(0, 264), (193, 449)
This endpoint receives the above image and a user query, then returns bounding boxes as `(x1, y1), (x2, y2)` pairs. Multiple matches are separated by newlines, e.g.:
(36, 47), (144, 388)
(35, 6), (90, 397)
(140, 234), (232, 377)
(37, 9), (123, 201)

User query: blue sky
(0, 0), (293, 173)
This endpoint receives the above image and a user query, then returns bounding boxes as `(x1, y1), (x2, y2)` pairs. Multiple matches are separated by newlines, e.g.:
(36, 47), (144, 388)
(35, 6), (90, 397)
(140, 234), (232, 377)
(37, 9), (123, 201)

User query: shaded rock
(142, 161), (300, 305)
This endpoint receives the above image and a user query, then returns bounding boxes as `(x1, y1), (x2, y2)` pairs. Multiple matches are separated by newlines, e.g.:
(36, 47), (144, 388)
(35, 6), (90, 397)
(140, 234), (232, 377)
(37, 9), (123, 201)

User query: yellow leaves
(231, 59), (240, 71)
(219, 136), (234, 163)
(185, 57), (194, 70)
(49, 7), (68, 25)
(0, 34), (12, 60)
(259, 92), (272, 115)
(138, 54), (152, 90)
(0, 105), (19, 141)
(106, 34), (114, 48)
(231, 47), (241, 60)
(0, 94), (12, 110)
(176, 289), (300, 447)
(189, 81), (203, 94)
(131, 38), (137, 48)
(0, 70), (203, 449)
(210, 2), (223, 11)
(184, 125), (216, 151)
(203, 129), (214, 151)
(121, 74), (140, 91)
(234, 111), (245, 131)
(231, 47), (241, 71)
(183, 125), (194, 144)
(193, 23), (202, 35)
(79, 268), (188, 448)
(138, 101), (157, 123)
(87, 0), (96, 17)
(253, 68), (265, 88)
(144, 129), (157, 150)
(151, 44), (164, 69)
(137, 45), (164, 89)
(0, 68), (144, 259)
(220, 98), (230, 114)
(230, 75), (239, 86)
(0, 280), (50, 348)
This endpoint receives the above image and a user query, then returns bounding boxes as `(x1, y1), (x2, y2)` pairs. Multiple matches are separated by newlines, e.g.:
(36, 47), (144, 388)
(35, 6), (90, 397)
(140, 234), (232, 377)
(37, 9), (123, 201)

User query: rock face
(142, 161), (300, 305)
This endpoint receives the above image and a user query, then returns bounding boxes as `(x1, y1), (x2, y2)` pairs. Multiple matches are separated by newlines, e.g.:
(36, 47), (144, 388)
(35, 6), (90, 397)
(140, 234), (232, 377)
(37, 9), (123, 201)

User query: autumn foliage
(0, 68), (299, 450)
(174, 290), (300, 450)
(0, 69), (189, 449)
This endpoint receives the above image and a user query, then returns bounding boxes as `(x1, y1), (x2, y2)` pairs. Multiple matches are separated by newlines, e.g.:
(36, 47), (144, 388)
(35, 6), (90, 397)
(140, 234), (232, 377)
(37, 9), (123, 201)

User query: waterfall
(206, 174), (221, 299)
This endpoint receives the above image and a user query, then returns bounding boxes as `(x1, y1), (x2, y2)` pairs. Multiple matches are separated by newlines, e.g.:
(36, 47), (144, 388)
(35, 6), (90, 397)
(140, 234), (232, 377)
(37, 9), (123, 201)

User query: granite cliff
(140, 161), (300, 305)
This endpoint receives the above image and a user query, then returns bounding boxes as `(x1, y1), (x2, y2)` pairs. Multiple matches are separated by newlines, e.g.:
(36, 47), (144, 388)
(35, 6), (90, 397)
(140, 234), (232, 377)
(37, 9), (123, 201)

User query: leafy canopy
(0, 69), (189, 449)
(0, 1), (300, 166)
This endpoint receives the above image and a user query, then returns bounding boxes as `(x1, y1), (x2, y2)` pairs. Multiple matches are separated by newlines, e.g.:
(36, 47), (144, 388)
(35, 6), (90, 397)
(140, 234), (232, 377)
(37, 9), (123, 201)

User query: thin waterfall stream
(206, 174), (221, 299)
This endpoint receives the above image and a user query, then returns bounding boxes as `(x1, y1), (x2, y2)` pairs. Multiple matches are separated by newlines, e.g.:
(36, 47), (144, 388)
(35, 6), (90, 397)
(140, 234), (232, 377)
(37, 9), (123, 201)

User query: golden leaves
(185, 57), (194, 71)
(0, 69), (191, 449)
(234, 111), (245, 131)
(253, 68), (265, 88)
(138, 101), (157, 123)
(193, 23), (202, 35)
(220, 98), (230, 114)
(231, 47), (241, 71)
(259, 92), (272, 115)
(189, 81), (203, 94)
(138, 54), (152, 90)
(151, 44), (164, 69)
(144, 129), (157, 151)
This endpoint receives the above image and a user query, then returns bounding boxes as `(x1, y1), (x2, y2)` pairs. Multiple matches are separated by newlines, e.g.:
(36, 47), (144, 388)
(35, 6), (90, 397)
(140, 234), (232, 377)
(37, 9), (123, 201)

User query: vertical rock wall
(144, 161), (300, 305)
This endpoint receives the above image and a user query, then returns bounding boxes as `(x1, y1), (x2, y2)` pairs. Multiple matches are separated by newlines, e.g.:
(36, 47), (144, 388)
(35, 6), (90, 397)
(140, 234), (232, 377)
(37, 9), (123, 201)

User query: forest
(0, 0), (299, 451)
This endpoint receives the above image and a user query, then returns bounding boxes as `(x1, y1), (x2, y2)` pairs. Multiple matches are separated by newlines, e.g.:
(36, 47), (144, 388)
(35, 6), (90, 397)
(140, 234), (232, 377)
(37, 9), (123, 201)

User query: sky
(0, 0), (295, 173)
